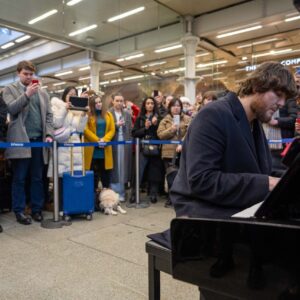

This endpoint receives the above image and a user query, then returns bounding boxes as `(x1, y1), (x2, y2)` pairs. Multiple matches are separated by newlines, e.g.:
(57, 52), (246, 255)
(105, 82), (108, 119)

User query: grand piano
(146, 141), (300, 299)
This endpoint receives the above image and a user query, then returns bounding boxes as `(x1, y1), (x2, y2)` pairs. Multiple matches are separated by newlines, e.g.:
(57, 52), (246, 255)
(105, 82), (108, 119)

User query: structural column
(181, 34), (200, 105)
(89, 60), (101, 93)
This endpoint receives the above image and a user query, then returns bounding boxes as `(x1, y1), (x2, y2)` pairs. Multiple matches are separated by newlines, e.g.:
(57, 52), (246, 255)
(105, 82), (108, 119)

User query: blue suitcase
(62, 138), (94, 221)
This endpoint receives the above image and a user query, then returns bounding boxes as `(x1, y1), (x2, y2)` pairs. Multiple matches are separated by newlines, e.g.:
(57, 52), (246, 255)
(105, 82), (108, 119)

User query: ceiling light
(55, 71), (73, 77)
(141, 61), (166, 68)
(123, 75), (144, 81)
(216, 25), (262, 38)
(53, 82), (66, 86)
(69, 24), (97, 37)
(28, 9), (58, 25)
(116, 53), (144, 62)
(164, 67), (185, 74)
(197, 60), (228, 68)
(79, 76), (91, 80)
(285, 15), (300, 22)
(200, 72), (223, 77)
(78, 66), (90, 71)
(108, 6), (145, 22)
(252, 48), (292, 58)
(15, 35), (31, 43)
(56, 89), (65, 93)
(237, 38), (279, 49)
(41, 86), (48, 89)
(100, 81), (109, 85)
(104, 70), (123, 76)
(154, 44), (182, 53)
(1, 42), (15, 49)
(242, 56), (247, 60)
(67, 0), (83, 6)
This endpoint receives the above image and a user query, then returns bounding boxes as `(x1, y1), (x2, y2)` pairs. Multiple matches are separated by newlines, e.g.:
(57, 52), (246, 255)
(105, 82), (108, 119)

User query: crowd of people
(0, 59), (300, 238)
(0, 60), (217, 228)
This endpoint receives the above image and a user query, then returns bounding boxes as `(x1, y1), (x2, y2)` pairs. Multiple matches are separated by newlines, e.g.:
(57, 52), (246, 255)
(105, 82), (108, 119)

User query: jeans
(11, 141), (44, 214)
(110, 183), (125, 201)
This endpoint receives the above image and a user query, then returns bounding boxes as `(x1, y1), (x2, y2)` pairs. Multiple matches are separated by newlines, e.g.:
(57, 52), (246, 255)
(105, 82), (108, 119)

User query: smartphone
(173, 115), (180, 126)
(153, 90), (159, 97)
(32, 79), (39, 84)
(82, 87), (87, 93)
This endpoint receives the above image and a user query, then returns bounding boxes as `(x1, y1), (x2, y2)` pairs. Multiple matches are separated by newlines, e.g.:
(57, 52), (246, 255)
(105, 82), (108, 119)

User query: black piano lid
(254, 152), (300, 220)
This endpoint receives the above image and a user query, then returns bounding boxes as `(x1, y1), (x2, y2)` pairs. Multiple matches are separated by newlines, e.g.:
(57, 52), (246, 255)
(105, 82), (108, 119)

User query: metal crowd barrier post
(127, 138), (149, 209)
(41, 140), (71, 229)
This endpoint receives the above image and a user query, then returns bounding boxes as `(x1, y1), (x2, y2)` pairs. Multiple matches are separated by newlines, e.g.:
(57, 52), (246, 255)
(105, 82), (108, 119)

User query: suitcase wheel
(86, 214), (93, 221)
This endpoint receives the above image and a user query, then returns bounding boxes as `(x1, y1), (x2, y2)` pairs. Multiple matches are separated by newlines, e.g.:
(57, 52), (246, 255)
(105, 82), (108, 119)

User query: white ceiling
(0, 0), (299, 92)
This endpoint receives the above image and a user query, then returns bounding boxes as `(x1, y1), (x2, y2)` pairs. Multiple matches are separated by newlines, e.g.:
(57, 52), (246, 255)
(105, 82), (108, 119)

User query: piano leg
(149, 254), (160, 300)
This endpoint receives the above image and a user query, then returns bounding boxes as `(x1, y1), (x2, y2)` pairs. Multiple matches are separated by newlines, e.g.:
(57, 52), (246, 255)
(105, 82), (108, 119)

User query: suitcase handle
(69, 134), (85, 176)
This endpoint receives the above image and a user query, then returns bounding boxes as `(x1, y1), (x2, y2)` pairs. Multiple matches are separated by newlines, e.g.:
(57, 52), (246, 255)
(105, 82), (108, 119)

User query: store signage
(280, 58), (300, 66)
(245, 65), (257, 71)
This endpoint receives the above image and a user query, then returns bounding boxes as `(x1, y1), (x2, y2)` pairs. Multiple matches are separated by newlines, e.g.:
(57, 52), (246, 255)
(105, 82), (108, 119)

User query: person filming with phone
(157, 98), (191, 207)
(3, 60), (54, 225)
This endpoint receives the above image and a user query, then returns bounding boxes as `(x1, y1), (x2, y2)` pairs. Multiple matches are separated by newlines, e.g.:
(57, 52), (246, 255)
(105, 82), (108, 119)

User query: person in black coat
(132, 97), (164, 203)
(0, 94), (8, 233)
(170, 62), (297, 282)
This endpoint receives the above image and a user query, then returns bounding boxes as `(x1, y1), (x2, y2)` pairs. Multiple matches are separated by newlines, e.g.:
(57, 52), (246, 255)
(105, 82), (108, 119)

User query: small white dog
(99, 188), (127, 216)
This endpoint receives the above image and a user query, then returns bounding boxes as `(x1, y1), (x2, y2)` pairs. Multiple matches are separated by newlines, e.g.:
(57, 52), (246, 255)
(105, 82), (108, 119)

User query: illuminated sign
(281, 58), (300, 65)
(245, 65), (257, 71)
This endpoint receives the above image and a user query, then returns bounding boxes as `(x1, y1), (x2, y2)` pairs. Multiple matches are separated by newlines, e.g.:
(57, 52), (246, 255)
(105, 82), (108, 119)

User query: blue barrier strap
(268, 138), (294, 144)
(0, 138), (295, 148)
(58, 140), (135, 147)
(141, 139), (182, 145)
(0, 142), (52, 148)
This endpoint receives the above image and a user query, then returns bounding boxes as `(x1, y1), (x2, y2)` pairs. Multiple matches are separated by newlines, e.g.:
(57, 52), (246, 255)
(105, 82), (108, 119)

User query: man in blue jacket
(170, 62), (297, 280)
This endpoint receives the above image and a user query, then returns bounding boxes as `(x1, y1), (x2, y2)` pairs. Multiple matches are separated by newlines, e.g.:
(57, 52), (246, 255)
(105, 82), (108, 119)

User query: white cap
(180, 96), (191, 104)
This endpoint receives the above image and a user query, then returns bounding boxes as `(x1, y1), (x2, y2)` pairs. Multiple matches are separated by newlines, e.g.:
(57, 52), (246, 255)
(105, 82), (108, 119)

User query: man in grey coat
(3, 60), (53, 225)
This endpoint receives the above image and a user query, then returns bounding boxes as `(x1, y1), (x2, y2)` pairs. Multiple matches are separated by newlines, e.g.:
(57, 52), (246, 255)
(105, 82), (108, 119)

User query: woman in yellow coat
(84, 95), (115, 191)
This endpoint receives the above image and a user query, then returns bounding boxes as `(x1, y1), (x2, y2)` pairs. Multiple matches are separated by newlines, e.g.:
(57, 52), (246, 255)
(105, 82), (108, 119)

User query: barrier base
(126, 200), (150, 209)
(41, 219), (72, 229)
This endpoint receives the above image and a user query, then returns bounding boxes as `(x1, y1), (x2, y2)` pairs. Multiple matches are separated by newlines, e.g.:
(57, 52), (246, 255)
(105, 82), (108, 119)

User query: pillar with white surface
(181, 34), (199, 105)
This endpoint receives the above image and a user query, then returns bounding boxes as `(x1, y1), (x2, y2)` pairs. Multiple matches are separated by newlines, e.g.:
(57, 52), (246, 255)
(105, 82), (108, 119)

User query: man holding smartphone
(3, 60), (53, 225)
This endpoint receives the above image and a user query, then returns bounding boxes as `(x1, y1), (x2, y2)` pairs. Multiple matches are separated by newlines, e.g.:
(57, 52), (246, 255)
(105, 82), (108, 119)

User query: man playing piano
(170, 62), (298, 287)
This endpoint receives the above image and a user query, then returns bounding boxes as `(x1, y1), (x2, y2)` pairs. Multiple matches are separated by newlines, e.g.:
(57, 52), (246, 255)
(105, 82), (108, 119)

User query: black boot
(164, 198), (172, 208)
(0, 224), (2, 233)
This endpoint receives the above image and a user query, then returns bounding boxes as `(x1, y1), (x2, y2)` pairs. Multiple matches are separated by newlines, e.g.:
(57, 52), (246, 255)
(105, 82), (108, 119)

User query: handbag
(142, 143), (161, 157)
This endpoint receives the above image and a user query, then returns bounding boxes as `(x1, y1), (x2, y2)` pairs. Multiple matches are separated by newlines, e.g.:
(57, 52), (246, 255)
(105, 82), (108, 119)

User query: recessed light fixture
(285, 15), (300, 22)
(55, 71), (73, 77)
(79, 76), (91, 80)
(154, 44), (182, 53)
(242, 56), (247, 61)
(104, 70), (123, 76)
(197, 60), (228, 68)
(116, 53), (144, 62)
(108, 6), (145, 22)
(200, 72), (223, 77)
(67, 0), (83, 6)
(28, 9), (58, 25)
(15, 35), (31, 43)
(78, 66), (90, 71)
(237, 38), (279, 49)
(252, 48), (292, 58)
(141, 61), (166, 68)
(123, 75), (144, 81)
(69, 24), (98, 37)
(217, 25), (262, 39)
(1, 42), (15, 49)
(100, 81), (109, 85)
(53, 82), (66, 86)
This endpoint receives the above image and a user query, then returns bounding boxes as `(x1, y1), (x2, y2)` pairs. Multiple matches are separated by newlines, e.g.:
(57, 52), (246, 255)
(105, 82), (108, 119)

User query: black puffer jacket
(0, 96), (7, 142)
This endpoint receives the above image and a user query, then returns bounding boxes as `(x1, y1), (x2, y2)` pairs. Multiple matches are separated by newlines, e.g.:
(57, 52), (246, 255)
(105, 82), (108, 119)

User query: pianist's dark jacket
(170, 92), (272, 218)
